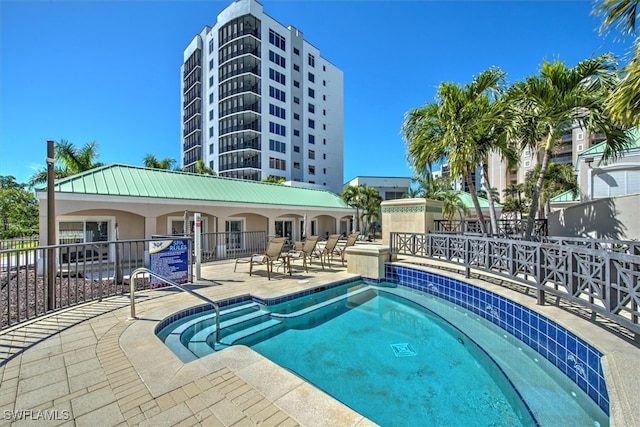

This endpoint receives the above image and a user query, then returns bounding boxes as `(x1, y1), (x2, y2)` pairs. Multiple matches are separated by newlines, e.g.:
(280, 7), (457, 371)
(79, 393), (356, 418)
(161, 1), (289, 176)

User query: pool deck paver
(0, 255), (638, 426)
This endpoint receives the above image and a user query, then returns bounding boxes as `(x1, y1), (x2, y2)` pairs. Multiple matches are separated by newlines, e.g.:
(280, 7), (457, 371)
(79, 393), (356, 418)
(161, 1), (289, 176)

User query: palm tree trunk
(481, 158), (499, 237)
(525, 144), (553, 240)
(463, 170), (488, 235)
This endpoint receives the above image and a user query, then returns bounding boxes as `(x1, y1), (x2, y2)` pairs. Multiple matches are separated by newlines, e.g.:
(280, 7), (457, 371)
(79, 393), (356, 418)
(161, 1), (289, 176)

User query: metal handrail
(129, 268), (220, 343)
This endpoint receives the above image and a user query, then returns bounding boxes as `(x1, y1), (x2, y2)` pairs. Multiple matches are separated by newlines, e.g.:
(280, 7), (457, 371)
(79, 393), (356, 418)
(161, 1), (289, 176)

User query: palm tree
(341, 184), (366, 233)
(360, 185), (383, 238)
(437, 190), (469, 230)
(29, 140), (103, 187)
(403, 67), (511, 236)
(506, 54), (631, 240)
(593, 0), (640, 126)
(524, 163), (578, 219)
(502, 183), (525, 220)
(143, 154), (176, 170)
(195, 159), (216, 175)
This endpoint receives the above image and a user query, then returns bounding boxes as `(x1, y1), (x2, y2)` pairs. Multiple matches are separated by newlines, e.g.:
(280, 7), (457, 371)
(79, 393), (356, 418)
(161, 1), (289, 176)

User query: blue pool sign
(149, 239), (189, 288)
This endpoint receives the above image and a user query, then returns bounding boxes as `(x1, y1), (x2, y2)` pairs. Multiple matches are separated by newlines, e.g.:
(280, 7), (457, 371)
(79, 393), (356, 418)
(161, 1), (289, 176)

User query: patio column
(144, 217), (157, 240)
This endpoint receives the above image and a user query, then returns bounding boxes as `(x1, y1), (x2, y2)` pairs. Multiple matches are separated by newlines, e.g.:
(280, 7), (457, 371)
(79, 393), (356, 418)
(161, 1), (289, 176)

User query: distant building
(344, 176), (412, 200)
(487, 124), (605, 200)
(180, 0), (344, 193)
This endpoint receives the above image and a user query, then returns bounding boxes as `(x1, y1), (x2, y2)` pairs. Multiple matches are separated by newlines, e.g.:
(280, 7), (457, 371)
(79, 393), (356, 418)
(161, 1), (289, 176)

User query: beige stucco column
(144, 217), (157, 240)
(380, 198), (443, 245)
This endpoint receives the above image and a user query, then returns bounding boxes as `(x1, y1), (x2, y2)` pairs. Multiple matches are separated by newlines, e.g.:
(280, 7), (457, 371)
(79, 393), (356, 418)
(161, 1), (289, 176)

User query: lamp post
(46, 140), (56, 311)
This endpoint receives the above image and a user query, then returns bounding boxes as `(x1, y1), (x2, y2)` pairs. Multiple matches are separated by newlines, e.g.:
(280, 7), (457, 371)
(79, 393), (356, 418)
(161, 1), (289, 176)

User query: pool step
(219, 319), (284, 346)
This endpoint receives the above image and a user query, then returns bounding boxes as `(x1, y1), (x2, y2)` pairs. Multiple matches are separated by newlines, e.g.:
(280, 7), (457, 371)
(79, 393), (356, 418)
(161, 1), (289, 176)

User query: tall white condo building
(181, 0), (344, 193)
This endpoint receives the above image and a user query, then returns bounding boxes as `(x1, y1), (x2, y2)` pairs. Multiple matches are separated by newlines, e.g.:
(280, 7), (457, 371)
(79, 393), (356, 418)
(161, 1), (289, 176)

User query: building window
(209, 160), (214, 169)
(294, 161), (300, 169)
(524, 160), (531, 168)
(323, 168), (326, 174)
(209, 110), (214, 120)
(323, 153), (326, 159)
(209, 93), (214, 104)
(293, 96), (300, 104)
(308, 119), (315, 129)
(323, 109), (326, 116)
(323, 124), (326, 130)
(308, 103), (315, 114)
(269, 139), (286, 153)
(323, 80), (326, 86)
(293, 64), (300, 72)
(269, 86), (286, 102)
(269, 103), (286, 119)
(269, 122), (286, 136)
(308, 150), (315, 159)
(293, 113), (300, 120)
(577, 132), (584, 141)
(209, 59), (214, 70)
(308, 165), (315, 175)
(323, 65), (326, 71)
(269, 157), (286, 170)
(269, 68), (286, 85)
(209, 127), (214, 137)
(209, 76), (214, 87)
(209, 39), (214, 54)
(323, 138), (326, 145)
(293, 145), (300, 153)
(269, 29), (286, 51)
(308, 88), (315, 98)
(293, 80), (300, 88)
(323, 95), (326, 101)
(308, 54), (315, 67)
(308, 72), (315, 83)
(269, 50), (286, 68)
(209, 143), (214, 154)
(309, 134), (315, 144)
(293, 47), (300, 55)
(293, 129), (300, 136)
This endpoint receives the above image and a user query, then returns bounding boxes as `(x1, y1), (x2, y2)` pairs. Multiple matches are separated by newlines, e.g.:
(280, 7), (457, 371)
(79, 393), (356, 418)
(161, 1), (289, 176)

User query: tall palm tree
(403, 67), (510, 236)
(143, 154), (176, 170)
(593, 0), (640, 126)
(29, 140), (103, 187)
(506, 54), (631, 239)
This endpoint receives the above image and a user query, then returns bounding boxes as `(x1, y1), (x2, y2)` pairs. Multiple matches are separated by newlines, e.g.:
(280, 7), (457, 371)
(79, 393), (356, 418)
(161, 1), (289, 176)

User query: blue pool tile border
(385, 264), (609, 415)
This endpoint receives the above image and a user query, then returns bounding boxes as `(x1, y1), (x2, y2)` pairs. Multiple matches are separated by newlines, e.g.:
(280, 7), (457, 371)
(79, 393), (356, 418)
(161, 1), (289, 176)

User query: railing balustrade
(390, 232), (640, 337)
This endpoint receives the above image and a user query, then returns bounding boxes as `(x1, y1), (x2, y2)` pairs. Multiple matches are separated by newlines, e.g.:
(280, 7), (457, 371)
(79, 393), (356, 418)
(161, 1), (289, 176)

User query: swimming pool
(156, 277), (608, 426)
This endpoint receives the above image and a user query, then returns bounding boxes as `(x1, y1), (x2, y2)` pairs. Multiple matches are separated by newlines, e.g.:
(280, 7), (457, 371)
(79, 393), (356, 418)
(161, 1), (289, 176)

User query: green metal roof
(40, 164), (352, 210)
(457, 192), (502, 209)
(578, 126), (640, 157)
(550, 190), (579, 203)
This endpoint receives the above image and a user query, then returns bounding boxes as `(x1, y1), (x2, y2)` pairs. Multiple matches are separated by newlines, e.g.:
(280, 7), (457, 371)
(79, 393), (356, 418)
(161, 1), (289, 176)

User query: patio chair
(319, 234), (341, 268)
(233, 237), (287, 280)
(332, 232), (359, 266)
(287, 235), (322, 272)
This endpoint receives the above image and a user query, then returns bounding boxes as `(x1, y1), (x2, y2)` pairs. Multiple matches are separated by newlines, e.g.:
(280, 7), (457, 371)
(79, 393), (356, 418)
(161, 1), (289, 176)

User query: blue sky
(0, 0), (633, 187)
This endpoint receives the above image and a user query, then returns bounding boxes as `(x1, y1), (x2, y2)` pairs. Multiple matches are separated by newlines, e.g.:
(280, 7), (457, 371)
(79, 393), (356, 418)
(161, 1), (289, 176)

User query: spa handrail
(129, 267), (220, 343)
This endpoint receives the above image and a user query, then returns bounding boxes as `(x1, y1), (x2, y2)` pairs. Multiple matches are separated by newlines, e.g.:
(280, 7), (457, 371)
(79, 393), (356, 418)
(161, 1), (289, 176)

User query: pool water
(157, 281), (608, 427)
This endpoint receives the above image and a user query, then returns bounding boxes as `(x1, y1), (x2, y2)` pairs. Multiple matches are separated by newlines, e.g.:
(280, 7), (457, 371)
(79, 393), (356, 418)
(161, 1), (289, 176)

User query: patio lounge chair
(233, 237), (287, 280)
(287, 235), (322, 272)
(319, 234), (341, 268)
(332, 232), (359, 266)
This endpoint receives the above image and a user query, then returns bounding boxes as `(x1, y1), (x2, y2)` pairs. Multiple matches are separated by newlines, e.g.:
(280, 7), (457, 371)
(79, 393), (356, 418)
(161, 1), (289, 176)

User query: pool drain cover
(390, 343), (417, 357)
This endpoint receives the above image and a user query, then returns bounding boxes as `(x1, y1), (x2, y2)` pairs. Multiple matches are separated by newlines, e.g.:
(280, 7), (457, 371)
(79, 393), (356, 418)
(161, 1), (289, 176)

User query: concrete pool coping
(1, 257), (638, 426)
